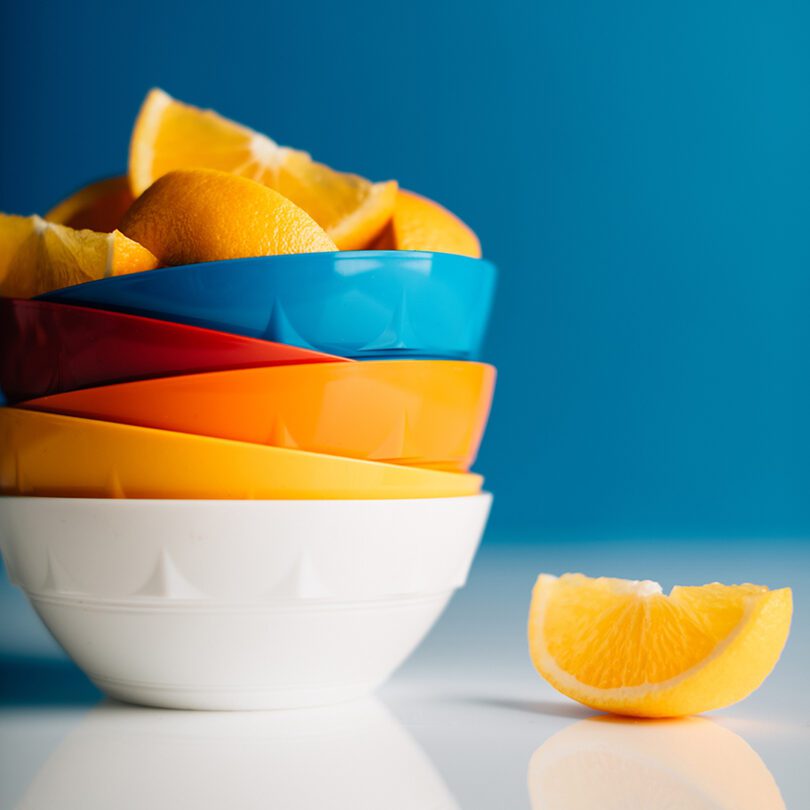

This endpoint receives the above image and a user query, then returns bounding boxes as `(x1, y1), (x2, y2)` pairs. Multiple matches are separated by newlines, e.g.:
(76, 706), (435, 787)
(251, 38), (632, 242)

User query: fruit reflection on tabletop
(15, 698), (459, 810)
(528, 715), (784, 810)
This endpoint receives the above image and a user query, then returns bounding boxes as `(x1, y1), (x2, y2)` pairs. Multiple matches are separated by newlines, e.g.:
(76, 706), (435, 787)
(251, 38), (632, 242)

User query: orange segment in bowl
(528, 573), (792, 717)
(129, 88), (397, 249)
(46, 176), (135, 232)
(0, 214), (159, 299)
(373, 190), (481, 257)
(119, 168), (336, 265)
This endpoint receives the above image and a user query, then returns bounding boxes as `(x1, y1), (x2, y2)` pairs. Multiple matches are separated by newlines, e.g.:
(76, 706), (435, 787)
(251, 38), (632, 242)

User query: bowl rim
(37, 250), (496, 300)
(0, 492), (493, 507)
(21, 356), (496, 394)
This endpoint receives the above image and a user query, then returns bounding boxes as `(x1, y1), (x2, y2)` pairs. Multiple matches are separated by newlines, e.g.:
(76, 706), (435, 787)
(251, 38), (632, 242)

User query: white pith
(32, 214), (48, 235)
(249, 133), (288, 169)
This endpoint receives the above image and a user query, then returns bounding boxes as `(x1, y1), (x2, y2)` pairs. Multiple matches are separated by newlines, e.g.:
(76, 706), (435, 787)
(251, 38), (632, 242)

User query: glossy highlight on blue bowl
(40, 251), (497, 360)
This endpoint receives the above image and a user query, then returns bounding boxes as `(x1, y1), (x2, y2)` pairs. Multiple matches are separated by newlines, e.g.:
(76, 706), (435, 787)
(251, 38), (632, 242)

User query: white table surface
(1, 537), (807, 809)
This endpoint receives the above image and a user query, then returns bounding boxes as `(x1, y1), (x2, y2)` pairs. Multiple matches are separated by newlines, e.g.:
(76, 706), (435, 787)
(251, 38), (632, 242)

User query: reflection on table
(529, 714), (784, 810)
(15, 697), (459, 810)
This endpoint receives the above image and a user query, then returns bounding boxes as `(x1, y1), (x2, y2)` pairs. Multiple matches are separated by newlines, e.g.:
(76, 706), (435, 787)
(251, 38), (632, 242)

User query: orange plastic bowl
(0, 408), (482, 500)
(21, 361), (496, 471)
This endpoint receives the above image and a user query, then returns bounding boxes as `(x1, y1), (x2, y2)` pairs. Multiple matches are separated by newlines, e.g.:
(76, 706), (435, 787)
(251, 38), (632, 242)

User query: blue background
(2, 0), (808, 542)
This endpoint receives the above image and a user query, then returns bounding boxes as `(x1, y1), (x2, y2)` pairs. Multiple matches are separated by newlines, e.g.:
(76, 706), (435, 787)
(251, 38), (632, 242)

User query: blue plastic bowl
(40, 251), (496, 360)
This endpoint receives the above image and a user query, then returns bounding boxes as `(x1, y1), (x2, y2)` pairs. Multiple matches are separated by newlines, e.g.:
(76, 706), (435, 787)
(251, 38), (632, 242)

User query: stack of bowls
(0, 250), (496, 710)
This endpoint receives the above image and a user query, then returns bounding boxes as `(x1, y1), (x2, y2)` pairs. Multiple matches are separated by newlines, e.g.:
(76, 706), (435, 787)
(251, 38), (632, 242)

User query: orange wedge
(528, 573), (792, 718)
(373, 189), (481, 257)
(129, 88), (397, 249)
(0, 214), (159, 299)
(46, 176), (135, 232)
(119, 168), (336, 265)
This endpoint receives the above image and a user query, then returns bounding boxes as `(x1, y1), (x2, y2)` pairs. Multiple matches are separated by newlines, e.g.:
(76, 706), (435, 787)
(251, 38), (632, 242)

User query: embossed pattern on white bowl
(0, 495), (491, 709)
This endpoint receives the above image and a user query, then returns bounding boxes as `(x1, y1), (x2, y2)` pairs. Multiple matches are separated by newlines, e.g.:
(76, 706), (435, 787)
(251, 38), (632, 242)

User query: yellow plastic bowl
(0, 408), (482, 500)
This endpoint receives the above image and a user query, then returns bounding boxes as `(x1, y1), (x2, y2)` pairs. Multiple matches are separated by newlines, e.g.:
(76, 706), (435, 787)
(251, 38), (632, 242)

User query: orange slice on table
(0, 214), (159, 299)
(129, 88), (397, 250)
(120, 168), (336, 265)
(46, 176), (135, 233)
(528, 573), (792, 717)
(373, 189), (481, 257)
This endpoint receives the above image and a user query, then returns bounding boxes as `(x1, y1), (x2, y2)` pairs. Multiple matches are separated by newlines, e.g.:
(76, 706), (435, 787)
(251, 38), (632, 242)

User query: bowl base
(91, 674), (377, 711)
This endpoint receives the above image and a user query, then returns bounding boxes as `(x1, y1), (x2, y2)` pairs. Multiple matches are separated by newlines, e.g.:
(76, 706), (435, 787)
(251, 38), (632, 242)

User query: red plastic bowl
(0, 299), (349, 403)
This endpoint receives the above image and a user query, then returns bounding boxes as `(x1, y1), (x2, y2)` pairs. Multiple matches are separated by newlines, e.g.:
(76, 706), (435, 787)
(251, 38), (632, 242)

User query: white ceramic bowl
(0, 495), (491, 710)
